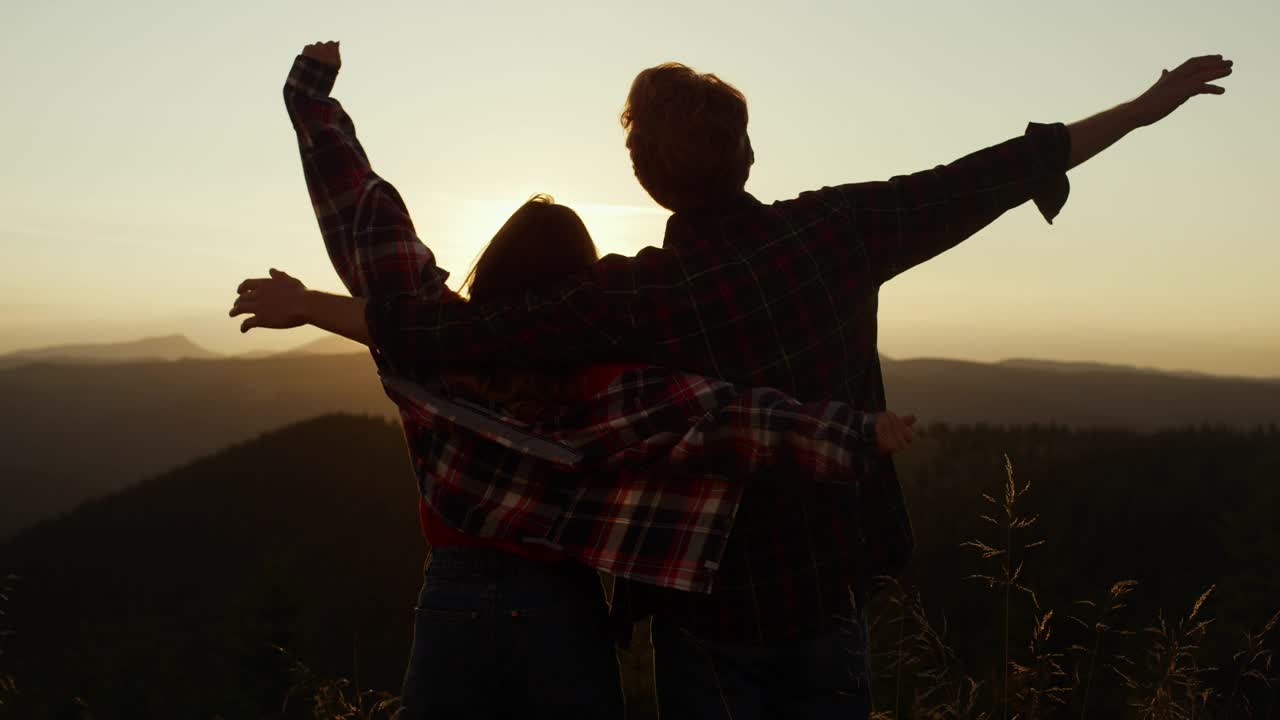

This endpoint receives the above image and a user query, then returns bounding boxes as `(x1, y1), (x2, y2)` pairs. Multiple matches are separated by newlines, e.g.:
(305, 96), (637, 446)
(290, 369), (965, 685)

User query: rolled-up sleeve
(820, 121), (1072, 285)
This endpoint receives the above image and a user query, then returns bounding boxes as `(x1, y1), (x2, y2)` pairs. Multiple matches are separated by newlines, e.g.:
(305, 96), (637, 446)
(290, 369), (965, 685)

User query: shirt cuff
(1024, 122), (1072, 224)
(286, 54), (338, 98)
(860, 413), (881, 448)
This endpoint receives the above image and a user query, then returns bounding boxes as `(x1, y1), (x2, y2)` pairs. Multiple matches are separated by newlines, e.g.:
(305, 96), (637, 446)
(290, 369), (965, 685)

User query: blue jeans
(399, 546), (624, 720)
(651, 618), (872, 719)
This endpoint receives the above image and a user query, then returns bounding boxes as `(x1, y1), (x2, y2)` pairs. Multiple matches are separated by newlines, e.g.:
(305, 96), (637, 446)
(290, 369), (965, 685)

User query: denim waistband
(425, 545), (596, 582)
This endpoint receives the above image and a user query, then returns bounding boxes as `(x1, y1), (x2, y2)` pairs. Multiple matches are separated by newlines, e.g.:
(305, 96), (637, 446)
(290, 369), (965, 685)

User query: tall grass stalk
(1069, 579), (1138, 719)
(1226, 610), (1279, 718)
(961, 456), (1042, 719)
(277, 644), (401, 720)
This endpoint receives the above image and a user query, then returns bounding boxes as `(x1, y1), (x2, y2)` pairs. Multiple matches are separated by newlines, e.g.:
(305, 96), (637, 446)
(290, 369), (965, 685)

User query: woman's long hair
(447, 194), (600, 415)
(461, 194), (598, 304)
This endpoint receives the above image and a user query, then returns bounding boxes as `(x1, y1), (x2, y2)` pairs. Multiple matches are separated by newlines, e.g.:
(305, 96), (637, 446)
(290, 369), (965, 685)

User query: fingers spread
(1191, 64), (1234, 83)
(889, 416), (909, 449)
(237, 278), (268, 295)
(1185, 56), (1232, 77)
(1182, 54), (1224, 71)
(875, 414), (898, 453)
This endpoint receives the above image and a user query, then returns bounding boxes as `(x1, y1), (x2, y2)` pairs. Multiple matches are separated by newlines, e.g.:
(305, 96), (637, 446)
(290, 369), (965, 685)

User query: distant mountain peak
(0, 334), (221, 370)
(997, 357), (1216, 380)
(274, 335), (367, 357)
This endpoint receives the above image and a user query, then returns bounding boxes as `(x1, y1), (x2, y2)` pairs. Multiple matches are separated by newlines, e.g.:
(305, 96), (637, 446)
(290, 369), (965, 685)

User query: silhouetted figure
(234, 42), (1231, 719)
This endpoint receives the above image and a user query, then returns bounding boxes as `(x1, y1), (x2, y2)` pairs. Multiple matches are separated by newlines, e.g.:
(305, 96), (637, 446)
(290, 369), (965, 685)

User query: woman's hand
(230, 269), (309, 333)
(301, 41), (341, 70)
(875, 411), (918, 455)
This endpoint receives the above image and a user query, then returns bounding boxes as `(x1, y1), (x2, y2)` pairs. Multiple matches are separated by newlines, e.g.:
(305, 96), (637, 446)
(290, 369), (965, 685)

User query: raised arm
(827, 54), (1232, 285)
(228, 260), (634, 362)
(284, 41), (449, 302)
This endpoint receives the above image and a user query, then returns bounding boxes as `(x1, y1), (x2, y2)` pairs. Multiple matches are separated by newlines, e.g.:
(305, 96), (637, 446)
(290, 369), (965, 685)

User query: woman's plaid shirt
(284, 55), (888, 595)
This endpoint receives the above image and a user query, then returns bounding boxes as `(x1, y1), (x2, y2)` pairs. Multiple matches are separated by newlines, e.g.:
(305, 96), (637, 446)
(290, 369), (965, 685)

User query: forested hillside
(1, 415), (1276, 718)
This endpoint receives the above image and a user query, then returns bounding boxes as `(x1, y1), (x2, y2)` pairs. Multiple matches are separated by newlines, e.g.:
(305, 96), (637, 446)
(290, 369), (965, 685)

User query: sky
(1, 0), (1277, 376)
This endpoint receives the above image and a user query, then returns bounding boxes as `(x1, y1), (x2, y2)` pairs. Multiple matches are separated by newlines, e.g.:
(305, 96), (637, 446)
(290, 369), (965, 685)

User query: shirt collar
(663, 192), (764, 250)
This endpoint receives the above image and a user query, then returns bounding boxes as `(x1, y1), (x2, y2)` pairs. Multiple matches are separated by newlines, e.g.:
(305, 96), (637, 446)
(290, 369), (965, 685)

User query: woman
(394, 195), (629, 719)
(234, 40), (917, 719)
(257, 41), (625, 719)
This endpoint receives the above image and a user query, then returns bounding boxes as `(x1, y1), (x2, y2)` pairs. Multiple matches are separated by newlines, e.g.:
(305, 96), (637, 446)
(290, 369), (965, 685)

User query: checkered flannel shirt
(362, 57), (1072, 641)
(284, 54), (888, 594)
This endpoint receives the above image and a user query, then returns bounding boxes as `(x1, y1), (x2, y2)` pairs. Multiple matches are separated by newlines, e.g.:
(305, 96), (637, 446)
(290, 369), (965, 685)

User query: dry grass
(869, 457), (1279, 720)
(873, 579), (989, 720)
(1118, 586), (1218, 719)
(277, 644), (401, 720)
(1068, 579), (1138, 719)
(0, 574), (16, 709)
(961, 456), (1044, 720)
(1226, 610), (1280, 718)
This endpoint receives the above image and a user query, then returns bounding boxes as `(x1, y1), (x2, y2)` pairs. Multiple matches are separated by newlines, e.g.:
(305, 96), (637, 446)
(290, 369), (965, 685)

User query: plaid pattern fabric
(284, 55), (884, 594)
(390, 368), (882, 592)
(364, 67), (1072, 640)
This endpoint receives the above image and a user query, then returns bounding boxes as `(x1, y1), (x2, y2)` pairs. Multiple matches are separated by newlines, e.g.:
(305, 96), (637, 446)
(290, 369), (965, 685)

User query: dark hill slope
(881, 356), (1280, 431)
(0, 414), (423, 719)
(0, 353), (392, 538)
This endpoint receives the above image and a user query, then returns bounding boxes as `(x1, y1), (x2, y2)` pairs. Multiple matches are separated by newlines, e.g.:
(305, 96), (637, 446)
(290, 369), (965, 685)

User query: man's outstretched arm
(1066, 55), (1231, 169)
(835, 54), (1233, 284)
(352, 54), (1231, 374)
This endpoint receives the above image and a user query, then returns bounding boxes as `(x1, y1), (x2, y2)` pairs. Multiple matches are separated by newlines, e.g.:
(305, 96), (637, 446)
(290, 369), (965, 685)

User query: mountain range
(2, 335), (1278, 540)
(0, 333), (365, 370)
(0, 334), (222, 370)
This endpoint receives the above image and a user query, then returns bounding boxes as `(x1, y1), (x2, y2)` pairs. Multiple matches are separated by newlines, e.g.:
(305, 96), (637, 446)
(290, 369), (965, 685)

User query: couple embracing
(230, 40), (1231, 719)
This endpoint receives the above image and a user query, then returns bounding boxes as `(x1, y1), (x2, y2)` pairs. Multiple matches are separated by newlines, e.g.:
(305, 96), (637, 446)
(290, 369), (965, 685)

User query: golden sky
(2, 0), (1277, 376)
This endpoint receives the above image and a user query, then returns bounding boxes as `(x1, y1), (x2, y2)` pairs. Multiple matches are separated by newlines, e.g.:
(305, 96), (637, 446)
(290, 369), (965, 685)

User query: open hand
(1131, 55), (1232, 127)
(875, 412), (918, 455)
(301, 41), (341, 69)
(230, 269), (308, 333)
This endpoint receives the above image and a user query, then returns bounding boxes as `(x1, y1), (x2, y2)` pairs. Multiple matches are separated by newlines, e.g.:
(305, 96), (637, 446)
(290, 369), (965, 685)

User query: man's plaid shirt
(284, 55), (889, 594)
(363, 59), (1073, 642)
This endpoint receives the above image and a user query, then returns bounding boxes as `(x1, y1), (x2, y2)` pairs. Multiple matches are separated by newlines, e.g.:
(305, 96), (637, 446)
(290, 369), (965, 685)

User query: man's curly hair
(621, 63), (753, 212)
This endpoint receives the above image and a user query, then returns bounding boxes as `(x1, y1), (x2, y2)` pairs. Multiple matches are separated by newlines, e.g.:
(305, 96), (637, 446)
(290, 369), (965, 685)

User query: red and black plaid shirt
(284, 55), (890, 594)
(363, 60), (1072, 641)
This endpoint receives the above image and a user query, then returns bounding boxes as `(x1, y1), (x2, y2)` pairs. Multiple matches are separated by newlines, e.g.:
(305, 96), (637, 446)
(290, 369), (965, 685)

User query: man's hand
(301, 41), (341, 70)
(874, 412), (918, 455)
(1130, 54), (1233, 128)
(230, 269), (308, 333)
(1067, 54), (1233, 170)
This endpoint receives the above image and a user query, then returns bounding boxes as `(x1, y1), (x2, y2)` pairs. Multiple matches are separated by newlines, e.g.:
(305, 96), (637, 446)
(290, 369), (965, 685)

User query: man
(237, 52), (1232, 717)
